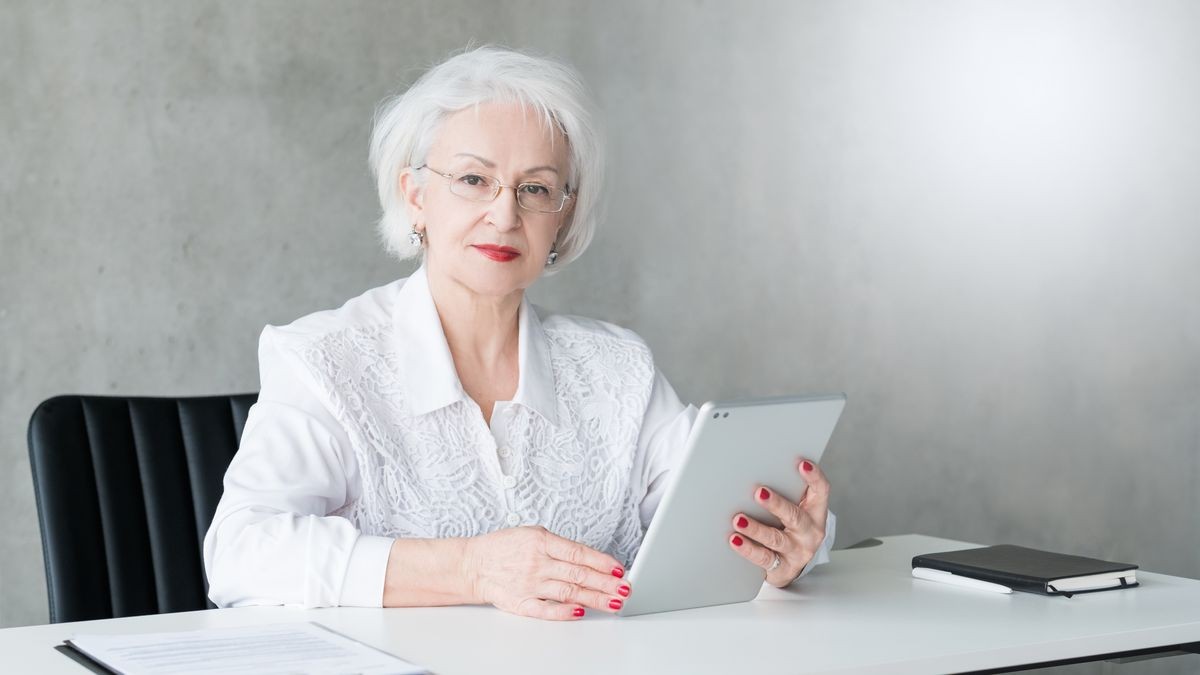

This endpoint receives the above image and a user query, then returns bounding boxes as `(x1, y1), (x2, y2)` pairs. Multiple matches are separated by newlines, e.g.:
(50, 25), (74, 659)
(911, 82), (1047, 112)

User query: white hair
(368, 45), (604, 274)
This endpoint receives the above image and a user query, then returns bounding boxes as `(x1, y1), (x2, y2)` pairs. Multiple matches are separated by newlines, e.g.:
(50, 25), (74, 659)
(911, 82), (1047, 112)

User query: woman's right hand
(464, 526), (632, 620)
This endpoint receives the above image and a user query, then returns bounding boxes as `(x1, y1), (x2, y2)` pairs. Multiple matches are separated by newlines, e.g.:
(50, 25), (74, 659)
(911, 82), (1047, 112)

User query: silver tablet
(618, 393), (847, 617)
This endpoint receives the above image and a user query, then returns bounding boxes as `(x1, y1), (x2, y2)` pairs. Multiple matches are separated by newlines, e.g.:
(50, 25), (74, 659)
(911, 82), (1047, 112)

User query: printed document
(65, 621), (427, 674)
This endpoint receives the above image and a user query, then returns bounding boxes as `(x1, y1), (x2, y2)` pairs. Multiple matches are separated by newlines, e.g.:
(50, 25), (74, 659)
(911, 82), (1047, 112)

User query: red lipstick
(473, 244), (521, 262)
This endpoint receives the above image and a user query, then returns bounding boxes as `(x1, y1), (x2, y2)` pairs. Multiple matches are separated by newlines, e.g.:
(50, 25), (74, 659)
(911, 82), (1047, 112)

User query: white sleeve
(633, 368), (698, 530)
(633, 369), (836, 578)
(202, 327), (394, 608)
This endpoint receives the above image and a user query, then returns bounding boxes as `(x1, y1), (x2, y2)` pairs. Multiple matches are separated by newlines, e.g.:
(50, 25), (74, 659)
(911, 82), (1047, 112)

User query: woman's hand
(728, 457), (830, 587)
(464, 526), (631, 620)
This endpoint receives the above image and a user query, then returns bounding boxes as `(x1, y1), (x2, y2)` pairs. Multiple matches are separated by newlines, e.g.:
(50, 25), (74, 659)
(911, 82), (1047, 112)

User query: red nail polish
(802, 460), (814, 473)
(618, 585), (631, 597)
(611, 567), (624, 578)
(759, 488), (770, 501)
(736, 516), (749, 528)
(573, 607), (585, 617)
(609, 598), (623, 610)
(732, 535), (744, 547)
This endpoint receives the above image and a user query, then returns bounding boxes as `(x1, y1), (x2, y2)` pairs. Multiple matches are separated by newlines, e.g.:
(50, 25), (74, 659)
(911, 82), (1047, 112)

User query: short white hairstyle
(368, 45), (604, 274)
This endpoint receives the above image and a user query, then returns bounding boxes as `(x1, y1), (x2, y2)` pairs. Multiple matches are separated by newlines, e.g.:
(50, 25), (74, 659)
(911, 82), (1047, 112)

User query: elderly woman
(203, 46), (835, 621)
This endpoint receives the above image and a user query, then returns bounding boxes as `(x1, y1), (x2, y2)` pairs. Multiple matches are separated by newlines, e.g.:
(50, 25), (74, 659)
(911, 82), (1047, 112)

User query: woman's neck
(426, 268), (521, 368)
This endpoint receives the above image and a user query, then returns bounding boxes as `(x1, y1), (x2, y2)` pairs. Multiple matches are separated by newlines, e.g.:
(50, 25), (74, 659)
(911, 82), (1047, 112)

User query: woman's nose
(486, 186), (522, 231)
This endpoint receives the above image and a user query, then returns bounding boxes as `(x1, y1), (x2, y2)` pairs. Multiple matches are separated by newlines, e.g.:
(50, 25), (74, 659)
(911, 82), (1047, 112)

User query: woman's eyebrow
(523, 165), (560, 177)
(454, 152), (559, 176)
(454, 152), (495, 167)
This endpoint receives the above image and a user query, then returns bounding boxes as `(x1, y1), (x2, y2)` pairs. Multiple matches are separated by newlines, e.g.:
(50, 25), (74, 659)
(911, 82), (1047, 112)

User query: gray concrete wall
(2, 3), (1196, 669)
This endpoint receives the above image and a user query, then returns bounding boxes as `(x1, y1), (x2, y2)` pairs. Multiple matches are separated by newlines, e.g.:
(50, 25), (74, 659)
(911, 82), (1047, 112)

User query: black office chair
(27, 394), (257, 623)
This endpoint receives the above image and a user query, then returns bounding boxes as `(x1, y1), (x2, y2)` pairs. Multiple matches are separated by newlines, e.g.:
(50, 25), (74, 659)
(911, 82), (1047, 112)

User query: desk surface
(3, 534), (1199, 674)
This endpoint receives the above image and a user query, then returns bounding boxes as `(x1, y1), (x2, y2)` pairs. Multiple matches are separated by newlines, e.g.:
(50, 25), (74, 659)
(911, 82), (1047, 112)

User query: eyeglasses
(414, 165), (573, 214)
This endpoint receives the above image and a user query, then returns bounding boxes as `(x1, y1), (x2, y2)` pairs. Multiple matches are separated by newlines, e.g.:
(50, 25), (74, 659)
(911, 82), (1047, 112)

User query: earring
(409, 226), (425, 247)
(546, 245), (559, 267)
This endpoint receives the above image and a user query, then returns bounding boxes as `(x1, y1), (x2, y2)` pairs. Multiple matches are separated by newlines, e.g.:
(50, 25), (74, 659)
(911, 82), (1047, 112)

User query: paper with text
(66, 621), (427, 675)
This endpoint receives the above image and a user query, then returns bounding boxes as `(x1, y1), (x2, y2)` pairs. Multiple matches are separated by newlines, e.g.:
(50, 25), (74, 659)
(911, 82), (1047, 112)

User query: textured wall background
(2, 3), (1197, 670)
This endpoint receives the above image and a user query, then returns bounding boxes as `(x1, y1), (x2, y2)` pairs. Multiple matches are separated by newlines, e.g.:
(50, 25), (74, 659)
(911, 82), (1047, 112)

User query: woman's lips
(473, 245), (521, 262)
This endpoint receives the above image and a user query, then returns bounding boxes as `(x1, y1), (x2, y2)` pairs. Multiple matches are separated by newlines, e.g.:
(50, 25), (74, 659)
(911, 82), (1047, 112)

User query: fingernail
(609, 598), (623, 610)
(573, 607), (585, 617)
(736, 516), (749, 528)
(618, 585), (631, 597)
(611, 567), (625, 578)
(802, 460), (814, 473)
(732, 535), (744, 547)
(759, 488), (770, 501)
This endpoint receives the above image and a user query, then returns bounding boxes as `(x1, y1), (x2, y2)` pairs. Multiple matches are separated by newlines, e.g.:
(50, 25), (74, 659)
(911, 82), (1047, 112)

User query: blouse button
(502, 475), (517, 489)
(506, 513), (521, 527)
(497, 446), (512, 459)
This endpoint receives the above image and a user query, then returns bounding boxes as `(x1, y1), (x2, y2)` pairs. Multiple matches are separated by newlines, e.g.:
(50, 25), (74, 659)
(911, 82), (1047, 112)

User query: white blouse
(203, 265), (835, 608)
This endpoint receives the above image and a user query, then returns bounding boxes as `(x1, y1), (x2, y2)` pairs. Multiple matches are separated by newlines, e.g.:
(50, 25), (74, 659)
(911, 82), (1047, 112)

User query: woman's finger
(796, 458), (830, 519)
(533, 579), (621, 613)
(754, 485), (805, 530)
(545, 560), (631, 600)
(542, 530), (626, 578)
(731, 513), (788, 554)
(729, 532), (808, 588)
(513, 596), (587, 621)
(728, 530), (781, 571)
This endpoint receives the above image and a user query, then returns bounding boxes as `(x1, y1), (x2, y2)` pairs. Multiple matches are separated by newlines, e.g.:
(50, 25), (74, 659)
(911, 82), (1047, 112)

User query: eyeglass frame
(412, 164), (574, 214)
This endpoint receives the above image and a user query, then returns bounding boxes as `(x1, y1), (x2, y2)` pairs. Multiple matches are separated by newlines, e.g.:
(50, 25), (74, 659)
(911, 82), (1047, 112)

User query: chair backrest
(27, 394), (257, 623)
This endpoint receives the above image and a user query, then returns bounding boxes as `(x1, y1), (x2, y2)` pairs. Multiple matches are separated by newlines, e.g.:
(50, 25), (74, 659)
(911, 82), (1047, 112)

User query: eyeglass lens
(448, 172), (565, 213)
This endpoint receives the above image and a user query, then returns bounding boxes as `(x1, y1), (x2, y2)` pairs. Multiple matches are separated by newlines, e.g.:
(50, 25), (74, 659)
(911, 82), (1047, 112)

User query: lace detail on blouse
(294, 319), (656, 567)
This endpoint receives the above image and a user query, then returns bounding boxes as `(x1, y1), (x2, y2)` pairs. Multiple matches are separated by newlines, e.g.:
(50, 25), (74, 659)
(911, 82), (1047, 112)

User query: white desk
(3, 534), (1198, 674)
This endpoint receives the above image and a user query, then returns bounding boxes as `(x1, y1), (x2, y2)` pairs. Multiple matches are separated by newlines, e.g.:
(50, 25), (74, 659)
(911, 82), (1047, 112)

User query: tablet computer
(618, 393), (847, 617)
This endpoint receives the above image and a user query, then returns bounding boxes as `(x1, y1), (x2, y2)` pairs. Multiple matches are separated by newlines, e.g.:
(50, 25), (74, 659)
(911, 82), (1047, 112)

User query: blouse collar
(393, 264), (559, 426)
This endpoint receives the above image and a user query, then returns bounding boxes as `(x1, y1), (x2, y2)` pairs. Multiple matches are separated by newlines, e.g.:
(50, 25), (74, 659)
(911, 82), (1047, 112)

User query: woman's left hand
(728, 457), (830, 588)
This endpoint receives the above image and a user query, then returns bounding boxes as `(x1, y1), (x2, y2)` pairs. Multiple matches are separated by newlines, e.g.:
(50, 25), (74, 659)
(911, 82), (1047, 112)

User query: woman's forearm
(382, 537), (479, 607)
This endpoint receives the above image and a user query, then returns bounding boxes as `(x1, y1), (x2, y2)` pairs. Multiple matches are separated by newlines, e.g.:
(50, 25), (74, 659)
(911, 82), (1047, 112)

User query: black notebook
(912, 544), (1139, 597)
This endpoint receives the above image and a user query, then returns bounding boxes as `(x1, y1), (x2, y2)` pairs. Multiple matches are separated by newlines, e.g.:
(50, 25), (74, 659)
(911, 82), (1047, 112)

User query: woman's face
(401, 100), (574, 300)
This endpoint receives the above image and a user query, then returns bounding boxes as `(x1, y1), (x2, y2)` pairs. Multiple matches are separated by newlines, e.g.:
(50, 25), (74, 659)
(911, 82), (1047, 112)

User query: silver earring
(546, 245), (558, 267)
(409, 227), (425, 247)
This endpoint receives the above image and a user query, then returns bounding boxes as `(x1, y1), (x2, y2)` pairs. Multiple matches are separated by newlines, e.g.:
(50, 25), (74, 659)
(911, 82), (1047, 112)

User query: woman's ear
(398, 168), (424, 226)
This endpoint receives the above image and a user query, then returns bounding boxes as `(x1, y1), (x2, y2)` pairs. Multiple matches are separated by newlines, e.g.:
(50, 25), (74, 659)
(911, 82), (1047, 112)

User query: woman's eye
(521, 183), (550, 196)
(459, 174), (487, 187)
